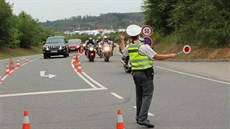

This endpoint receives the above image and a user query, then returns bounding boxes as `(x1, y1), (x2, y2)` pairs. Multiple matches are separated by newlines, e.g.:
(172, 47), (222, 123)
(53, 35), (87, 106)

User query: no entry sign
(141, 25), (153, 37)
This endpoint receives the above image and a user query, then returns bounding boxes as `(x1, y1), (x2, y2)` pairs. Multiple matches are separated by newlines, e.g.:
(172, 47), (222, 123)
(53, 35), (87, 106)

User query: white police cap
(126, 24), (141, 37)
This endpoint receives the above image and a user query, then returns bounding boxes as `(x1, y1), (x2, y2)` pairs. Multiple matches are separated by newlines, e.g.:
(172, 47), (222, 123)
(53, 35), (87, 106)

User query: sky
(6, 0), (143, 22)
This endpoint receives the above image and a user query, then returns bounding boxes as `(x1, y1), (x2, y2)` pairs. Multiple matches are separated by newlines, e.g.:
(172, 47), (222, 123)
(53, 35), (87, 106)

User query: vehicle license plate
(51, 51), (57, 53)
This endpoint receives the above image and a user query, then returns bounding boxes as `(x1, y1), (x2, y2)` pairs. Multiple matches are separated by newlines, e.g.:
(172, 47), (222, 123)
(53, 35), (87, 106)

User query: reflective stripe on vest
(128, 41), (153, 70)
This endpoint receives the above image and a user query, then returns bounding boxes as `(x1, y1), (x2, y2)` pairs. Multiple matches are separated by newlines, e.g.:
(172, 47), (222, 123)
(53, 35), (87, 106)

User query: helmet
(126, 24), (141, 37)
(103, 36), (108, 39)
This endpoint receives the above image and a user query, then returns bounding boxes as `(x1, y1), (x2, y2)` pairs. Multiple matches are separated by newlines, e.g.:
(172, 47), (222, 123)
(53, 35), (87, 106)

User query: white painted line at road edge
(82, 72), (107, 89)
(155, 65), (230, 85)
(0, 58), (38, 82)
(110, 92), (124, 99)
(133, 106), (155, 116)
(71, 59), (107, 90)
(76, 71), (98, 89)
(0, 88), (104, 98)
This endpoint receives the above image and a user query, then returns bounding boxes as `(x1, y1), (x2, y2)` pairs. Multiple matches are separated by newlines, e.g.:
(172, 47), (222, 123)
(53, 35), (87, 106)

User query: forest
(143, 0), (230, 47)
(0, 0), (52, 48)
(42, 12), (145, 31)
(0, 0), (229, 49)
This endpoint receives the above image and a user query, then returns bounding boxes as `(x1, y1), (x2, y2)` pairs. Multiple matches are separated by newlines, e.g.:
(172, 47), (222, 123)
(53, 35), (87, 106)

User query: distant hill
(41, 12), (144, 32)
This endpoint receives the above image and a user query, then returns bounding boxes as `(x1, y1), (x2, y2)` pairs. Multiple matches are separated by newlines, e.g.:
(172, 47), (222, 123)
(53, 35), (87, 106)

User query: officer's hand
(171, 53), (177, 58)
(120, 32), (126, 40)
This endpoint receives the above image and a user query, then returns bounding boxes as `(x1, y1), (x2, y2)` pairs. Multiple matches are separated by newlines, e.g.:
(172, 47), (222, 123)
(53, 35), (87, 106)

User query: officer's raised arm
(119, 32), (126, 54)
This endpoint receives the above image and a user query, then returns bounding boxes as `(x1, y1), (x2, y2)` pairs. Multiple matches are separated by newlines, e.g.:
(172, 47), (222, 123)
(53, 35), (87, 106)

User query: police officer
(120, 24), (177, 128)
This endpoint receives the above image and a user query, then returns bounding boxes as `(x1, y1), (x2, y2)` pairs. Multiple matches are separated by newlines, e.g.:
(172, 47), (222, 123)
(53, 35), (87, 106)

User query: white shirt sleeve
(139, 44), (157, 59)
(122, 45), (129, 57)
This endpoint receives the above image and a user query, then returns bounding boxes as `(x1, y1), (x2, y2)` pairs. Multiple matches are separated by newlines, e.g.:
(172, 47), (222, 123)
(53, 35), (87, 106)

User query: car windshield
(68, 39), (81, 44)
(46, 37), (65, 44)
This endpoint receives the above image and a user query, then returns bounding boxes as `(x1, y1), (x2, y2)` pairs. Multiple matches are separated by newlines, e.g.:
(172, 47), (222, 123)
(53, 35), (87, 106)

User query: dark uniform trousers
(132, 67), (154, 122)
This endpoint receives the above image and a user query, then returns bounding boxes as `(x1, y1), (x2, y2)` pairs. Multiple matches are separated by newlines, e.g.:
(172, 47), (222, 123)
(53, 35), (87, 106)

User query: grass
(154, 41), (230, 59)
(0, 43), (229, 60)
(0, 46), (42, 60)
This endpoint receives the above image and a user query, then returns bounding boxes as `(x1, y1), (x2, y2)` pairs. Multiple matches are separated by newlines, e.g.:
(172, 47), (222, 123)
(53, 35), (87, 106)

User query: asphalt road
(0, 51), (229, 129)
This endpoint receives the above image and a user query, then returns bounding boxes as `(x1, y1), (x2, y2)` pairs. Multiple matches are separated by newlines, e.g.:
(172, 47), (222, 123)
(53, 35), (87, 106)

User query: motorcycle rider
(85, 37), (95, 55)
(86, 37), (95, 46)
(102, 36), (115, 55)
(96, 37), (102, 44)
(120, 24), (177, 128)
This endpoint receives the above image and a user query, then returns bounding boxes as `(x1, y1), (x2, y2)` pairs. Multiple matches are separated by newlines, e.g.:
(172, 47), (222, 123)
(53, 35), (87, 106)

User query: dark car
(43, 36), (69, 59)
(67, 39), (83, 53)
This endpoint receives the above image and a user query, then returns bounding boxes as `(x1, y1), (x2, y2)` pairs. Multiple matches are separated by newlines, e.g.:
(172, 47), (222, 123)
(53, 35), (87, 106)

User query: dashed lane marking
(110, 92), (124, 99)
(133, 106), (155, 116)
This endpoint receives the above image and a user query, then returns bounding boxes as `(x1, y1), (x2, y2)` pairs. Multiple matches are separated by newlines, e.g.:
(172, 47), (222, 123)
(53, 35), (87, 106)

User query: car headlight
(43, 46), (49, 50)
(59, 45), (65, 50)
(99, 45), (101, 48)
(104, 46), (110, 51)
(89, 47), (94, 51)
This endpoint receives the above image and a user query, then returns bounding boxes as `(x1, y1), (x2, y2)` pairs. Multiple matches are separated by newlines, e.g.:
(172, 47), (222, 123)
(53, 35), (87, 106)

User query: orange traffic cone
(116, 108), (125, 129)
(16, 59), (21, 68)
(77, 63), (83, 72)
(72, 56), (79, 65)
(9, 56), (15, 71)
(26, 57), (29, 64)
(72, 58), (76, 64)
(22, 110), (31, 129)
(5, 63), (10, 75)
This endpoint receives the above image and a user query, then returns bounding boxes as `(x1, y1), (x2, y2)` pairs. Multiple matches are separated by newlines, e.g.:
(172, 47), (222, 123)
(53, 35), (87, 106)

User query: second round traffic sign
(141, 25), (153, 37)
(143, 37), (153, 47)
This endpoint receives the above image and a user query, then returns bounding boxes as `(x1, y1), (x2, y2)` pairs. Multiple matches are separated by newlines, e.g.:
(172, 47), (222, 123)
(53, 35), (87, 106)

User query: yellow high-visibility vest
(128, 41), (153, 71)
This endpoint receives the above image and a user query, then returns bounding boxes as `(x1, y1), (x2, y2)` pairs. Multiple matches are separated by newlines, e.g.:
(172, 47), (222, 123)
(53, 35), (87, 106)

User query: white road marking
(40, 71), (56, 79)
(0, 88), (105, 98)
(155, 65), (230, 85)
(76, 72), (98, 89)
(133, 106), (155, 116)
(0, 58), (108, 98)
(82, 72), (107, 89)
(117, 48), (230, 85)
(1, 75), (8, 81)
(71, 58), (108, 90)
(0, 59), (38, 82)
(110, 92), (124, 99)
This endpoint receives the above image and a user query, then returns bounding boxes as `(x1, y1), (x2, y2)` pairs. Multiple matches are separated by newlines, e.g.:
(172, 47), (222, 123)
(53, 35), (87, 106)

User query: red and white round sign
(141, 25), (153, 37)
(183, 45), (191, 54)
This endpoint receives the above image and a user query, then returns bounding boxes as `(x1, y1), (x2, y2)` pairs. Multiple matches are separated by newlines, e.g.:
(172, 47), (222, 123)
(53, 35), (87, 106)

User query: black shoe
(137, 120), (154, 128)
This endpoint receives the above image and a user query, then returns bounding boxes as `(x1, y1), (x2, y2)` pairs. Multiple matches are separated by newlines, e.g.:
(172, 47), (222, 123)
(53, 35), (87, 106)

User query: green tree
(7, 15), (20, 48)
(0, 0), (13, 47)
(143, 0), (230, 47)
(18, 11), (42, 48)
(42, 13), (144, 32)
(143, 0), (176, 35)
(169, 0), (230, 46)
